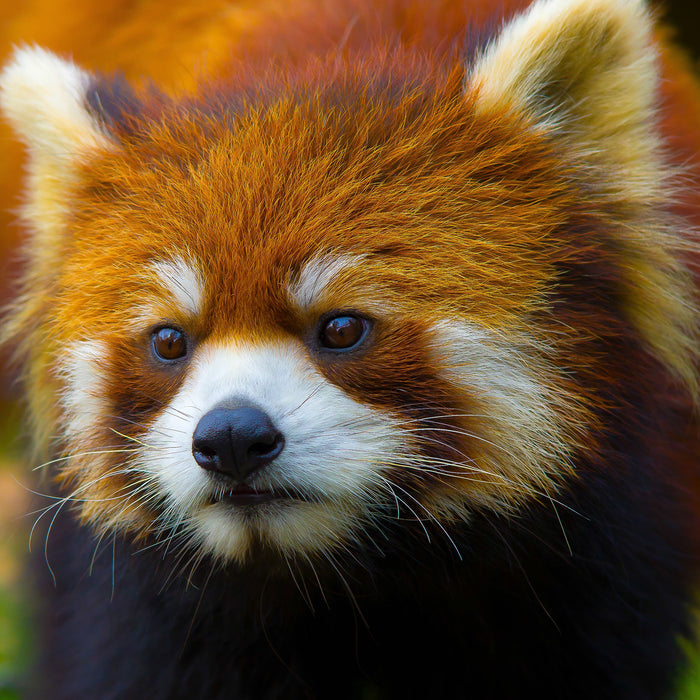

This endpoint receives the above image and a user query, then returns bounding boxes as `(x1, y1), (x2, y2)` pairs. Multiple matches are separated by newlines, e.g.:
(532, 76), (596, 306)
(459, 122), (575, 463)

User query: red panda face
(2, 0), (697, 564)
(42, 77), (593, 562)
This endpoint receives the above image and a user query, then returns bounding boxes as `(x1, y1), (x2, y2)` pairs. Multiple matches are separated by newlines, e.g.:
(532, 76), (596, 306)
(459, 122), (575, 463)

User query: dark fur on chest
(30, 419), (697, 700)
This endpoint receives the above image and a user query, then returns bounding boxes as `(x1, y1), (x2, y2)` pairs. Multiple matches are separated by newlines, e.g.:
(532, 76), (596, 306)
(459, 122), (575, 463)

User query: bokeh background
(0, 1), (698, 697)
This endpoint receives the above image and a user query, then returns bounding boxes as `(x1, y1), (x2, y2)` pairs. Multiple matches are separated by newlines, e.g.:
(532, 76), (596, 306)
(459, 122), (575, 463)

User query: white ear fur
(0, 46), (116, 251)
(0, 45), (109, 163)
(471, 0), (655, 114)
(469, 0), (658, 190)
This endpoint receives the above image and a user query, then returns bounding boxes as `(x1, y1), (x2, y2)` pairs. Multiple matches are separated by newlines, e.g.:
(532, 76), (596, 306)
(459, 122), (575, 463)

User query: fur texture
(2, 0), (700, 697)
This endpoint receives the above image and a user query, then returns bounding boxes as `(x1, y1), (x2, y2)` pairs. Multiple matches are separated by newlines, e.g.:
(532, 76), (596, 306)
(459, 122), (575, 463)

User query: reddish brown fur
(1, 0), (696, 284)
(43, 68), (571, 518)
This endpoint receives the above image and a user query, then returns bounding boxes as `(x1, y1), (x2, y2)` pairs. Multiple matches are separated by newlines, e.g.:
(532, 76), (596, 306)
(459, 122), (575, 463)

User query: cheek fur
(55, 338), (157, 533)
(313, 318), (470, 465)
(421, 320), (591, 517)
(59, 339), (110, 445)
(310, 317), (552, 509)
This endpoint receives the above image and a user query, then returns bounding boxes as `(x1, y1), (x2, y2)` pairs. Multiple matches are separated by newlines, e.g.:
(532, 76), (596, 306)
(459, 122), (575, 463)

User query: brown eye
(319, 315), (368, 351)
(152, 327), (188, 361)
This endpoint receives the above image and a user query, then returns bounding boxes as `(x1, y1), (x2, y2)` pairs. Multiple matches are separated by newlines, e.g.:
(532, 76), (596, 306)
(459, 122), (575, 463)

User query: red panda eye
(319, 315), (367, 350)
(152, 327), (188, 361)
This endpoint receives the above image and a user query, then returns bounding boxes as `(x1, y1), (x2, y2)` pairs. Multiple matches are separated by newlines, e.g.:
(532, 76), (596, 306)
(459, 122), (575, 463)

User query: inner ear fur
(469, 0), (658, 195)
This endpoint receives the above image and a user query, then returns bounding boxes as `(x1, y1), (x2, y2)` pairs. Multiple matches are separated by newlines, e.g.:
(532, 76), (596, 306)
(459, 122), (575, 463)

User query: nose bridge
(207, 254), (292, 335)
(192, 335), (305, 415)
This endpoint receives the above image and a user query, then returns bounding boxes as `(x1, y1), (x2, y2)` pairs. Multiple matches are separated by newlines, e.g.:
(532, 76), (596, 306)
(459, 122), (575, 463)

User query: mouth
(209, 484), (311, 507)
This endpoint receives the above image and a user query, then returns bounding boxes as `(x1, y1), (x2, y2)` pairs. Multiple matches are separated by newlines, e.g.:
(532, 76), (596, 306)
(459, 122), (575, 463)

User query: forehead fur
(60, 60), (568, 338)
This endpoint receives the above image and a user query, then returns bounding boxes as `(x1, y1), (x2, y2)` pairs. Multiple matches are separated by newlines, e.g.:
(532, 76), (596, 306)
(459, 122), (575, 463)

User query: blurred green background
(0, 1), (699, 697)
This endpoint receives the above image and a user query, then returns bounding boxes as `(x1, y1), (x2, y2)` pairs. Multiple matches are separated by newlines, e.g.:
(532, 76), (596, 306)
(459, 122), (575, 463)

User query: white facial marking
(427, 320), (582, 511)
(59, 339), (109, 442)
(142, 338), (404, 561)
(287, 253), (366, 310)
(149, 257), (205, 317)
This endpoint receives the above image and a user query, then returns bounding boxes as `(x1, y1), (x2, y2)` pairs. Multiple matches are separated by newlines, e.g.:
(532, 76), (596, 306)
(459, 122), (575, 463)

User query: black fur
(29, 397), (697, 700)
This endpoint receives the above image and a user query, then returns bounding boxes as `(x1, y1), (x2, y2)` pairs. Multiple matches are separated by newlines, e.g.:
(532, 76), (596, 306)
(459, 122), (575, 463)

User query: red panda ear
(0, 47), (134, 354)
(0, 46), (120, 238)
(0, 46), (115, 163)
(468, 0), (658, 198)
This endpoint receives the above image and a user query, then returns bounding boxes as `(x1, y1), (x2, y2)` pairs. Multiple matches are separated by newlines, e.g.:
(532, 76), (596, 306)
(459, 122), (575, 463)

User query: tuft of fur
(2, 0), (700, 697)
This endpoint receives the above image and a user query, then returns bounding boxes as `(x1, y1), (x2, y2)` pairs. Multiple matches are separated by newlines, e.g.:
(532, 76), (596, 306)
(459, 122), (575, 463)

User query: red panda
(2, 0), (700, 697)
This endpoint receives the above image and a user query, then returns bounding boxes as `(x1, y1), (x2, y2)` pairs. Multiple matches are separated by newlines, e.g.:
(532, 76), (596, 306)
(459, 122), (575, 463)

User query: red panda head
(1, 0), (697, 564)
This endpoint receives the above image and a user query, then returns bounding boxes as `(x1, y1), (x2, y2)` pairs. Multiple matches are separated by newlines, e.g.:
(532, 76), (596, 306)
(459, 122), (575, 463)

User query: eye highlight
(318, 314), (368, 351)
(151, 327), (188, 361)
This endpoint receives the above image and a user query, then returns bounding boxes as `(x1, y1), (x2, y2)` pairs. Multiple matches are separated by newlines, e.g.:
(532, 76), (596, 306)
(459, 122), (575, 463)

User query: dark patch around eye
(106, 333), (189, 433)
(312, 317), (470, 486)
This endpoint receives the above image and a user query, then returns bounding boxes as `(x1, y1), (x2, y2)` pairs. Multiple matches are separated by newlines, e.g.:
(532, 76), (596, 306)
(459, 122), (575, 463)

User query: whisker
(31, 447), (139, 471)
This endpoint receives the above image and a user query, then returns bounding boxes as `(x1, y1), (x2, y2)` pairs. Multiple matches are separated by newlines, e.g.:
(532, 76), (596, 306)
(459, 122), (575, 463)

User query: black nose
(192, 401), (285, 481)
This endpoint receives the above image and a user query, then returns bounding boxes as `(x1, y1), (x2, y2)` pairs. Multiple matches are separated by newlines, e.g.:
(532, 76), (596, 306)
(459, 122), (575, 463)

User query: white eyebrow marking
(150, 257), (204, 316)
(287, 253), (365, 309)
